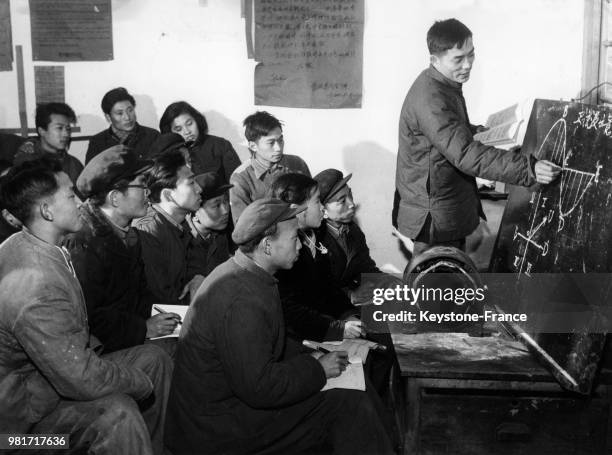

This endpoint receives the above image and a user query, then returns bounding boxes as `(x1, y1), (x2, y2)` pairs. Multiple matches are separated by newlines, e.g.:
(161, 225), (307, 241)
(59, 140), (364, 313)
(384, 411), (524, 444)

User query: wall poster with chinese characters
(253, 0), (364, 109)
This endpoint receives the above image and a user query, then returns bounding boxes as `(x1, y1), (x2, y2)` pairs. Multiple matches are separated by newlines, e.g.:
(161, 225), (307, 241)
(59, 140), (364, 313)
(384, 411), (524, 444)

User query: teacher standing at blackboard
(395, 18), (560, 257)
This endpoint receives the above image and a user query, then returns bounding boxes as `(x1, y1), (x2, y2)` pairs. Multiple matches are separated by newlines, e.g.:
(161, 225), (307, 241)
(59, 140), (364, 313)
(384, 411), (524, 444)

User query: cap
(313, 169), (352, 204)
(195, 172), (233, 202)
(146, 133), (185, 160)
(232, 197), (304, 245)
(77, 148), (152, 199)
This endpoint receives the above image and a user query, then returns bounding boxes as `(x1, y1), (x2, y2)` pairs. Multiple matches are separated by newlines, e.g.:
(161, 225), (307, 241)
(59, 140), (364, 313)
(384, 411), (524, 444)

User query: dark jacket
(276, 232), (357, 342)
(186, 216), (234, 278)
(85, 124), (160, 164)
(64, 202), (159, 352)
(0, 132), (25, 163)
(14, 139), (83, 186)
(189, 134), (241, 183)
(318, 221), (380, 291)
(395, 66), (535, 241)
(166, 251), (326, 454)
(0, 230), (152, 432)
(134, 205), (204, 304)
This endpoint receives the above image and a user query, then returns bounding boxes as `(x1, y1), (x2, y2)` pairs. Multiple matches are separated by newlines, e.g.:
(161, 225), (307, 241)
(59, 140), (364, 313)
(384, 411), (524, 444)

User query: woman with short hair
(159, 101), (240, 183)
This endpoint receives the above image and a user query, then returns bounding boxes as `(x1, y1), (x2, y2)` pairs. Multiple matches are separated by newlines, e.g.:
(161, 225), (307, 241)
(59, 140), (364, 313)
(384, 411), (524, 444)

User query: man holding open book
(395, 18), (561, 256)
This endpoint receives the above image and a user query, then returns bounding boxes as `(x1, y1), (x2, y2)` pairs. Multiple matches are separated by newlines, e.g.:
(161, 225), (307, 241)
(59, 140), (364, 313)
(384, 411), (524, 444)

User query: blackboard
(489, 99), (612, 394)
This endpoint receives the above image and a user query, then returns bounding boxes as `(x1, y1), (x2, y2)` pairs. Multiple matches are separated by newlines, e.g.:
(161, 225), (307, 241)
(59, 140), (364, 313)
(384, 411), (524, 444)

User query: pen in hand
(153, 305), (182, 325)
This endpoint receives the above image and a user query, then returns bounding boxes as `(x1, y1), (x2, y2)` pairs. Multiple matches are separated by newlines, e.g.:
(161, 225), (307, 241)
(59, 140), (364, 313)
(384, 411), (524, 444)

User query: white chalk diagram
(512, 115), (602, 277)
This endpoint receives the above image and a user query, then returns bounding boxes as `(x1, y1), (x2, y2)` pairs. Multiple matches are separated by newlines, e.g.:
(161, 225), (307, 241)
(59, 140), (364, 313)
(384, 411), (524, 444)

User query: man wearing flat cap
(134, 136), (205, 305)
(166, 198), (393, 455)
(315, 169), (381, 294)
(64, 148), (181, 351)
(186, 172), (235, 277)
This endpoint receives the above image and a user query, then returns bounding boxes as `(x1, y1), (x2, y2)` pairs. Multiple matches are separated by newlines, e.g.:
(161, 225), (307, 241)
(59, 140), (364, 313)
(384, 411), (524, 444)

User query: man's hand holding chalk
(534, 160), (562, 184)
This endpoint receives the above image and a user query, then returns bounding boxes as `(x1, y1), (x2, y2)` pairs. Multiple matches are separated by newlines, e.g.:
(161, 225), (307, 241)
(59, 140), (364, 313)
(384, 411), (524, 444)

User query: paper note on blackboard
(35, 66), (65, 104)
(29, 0), (113, 61)
(253, 0), (364, 109)
(0, 0), (12, 71)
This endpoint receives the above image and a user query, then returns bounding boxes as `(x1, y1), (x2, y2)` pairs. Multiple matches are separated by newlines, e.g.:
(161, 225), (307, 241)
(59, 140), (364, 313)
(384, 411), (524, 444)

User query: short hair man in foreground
(0, 160), (171, 455)
(166, 198), (393, 455)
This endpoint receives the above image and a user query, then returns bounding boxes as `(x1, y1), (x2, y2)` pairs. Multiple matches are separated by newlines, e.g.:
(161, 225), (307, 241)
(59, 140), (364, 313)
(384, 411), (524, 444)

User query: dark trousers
(413, 214), (466, 258)
(24, 344), (172, 455)
(27, 394), (153, 455)
(257, 389), (394, 455)
(103, 344), (173, 455)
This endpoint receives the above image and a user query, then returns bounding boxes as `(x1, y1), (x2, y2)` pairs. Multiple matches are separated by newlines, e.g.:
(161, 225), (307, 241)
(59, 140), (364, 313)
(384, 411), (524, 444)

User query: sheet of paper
(303, 338), (378, 363)
(322, 358), (365, 391)
(29, 0), (113, 61)
(149, 304), (189, 340)
(253, 0), (364, 108)
(34, 66), (65, 104)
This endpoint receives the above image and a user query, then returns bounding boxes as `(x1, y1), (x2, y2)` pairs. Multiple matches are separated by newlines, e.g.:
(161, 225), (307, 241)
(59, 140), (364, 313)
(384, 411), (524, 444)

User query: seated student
(230, 111), (310, 222)
(186, 172), (235, 277)
(0, 159), (172, 455)
(13, 102), (83, 185)
(0, 160), (21, 243)
(165, 198), (393, 455)
(314, 169), (393, 296)
(134, 135), (205, 305)
(86, 87), (160, 164)
(272, 173), (360, 341)
(63, 149), (181, 354)
(273, 173), (396, 397)
(159, 101), (241, 182)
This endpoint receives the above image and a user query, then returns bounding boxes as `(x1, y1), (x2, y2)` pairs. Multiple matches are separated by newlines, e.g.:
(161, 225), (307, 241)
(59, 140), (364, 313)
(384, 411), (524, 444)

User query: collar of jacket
(426, 65), (463, 91)
(109, 123), (141, 143)
(251, 156), (286, 180)
(80, 201), (132, 239)
(233, 249), (278, 285)
(21, 227), (75, 272)
(152, 204), (185, 232)
(30, 139), (68, 159)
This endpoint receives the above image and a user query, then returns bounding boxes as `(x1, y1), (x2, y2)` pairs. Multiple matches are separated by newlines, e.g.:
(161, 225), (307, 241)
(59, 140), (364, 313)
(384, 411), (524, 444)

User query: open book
(473, 99), (534, 147)
(149, 304), (189, 340)
(303, 339), (371, 391)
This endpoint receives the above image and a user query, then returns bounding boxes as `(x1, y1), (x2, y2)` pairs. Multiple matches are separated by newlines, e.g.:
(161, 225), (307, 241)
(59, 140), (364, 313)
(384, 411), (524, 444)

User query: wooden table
(392, 332), (611, 455)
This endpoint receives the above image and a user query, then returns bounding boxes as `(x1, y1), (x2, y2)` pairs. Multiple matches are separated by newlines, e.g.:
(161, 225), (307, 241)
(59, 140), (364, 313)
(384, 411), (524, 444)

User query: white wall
(0, 0), (584, 272)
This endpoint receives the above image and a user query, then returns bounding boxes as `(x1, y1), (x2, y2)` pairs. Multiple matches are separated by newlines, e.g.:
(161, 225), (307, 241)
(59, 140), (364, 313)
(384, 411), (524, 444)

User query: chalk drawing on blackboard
(512, 110), (603, 278)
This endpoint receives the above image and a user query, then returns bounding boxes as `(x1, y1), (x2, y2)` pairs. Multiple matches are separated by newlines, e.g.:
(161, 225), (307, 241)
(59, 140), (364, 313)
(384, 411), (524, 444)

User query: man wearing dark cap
(134, 137), (205, 305)
(14, 102), (83, 185)
(315, 168), (382, 294)
(0, 159), (170, 455)
(85, 87), (159, 164)
(186, 172), (235, 277)
(166, 198), (393, 455)
(64, 148), (181, 352)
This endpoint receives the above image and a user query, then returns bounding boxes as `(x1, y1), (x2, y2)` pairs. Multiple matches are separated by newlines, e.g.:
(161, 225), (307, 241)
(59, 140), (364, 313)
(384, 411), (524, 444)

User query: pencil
(153, 305), (183, 325)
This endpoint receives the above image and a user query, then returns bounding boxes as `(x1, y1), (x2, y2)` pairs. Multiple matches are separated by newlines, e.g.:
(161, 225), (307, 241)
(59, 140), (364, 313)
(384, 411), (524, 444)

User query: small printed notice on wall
(253, 0), (364, 109)
(35, 66), (65, 104)
(29, 0), (113, 61)
(0, 0), (12, 71)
